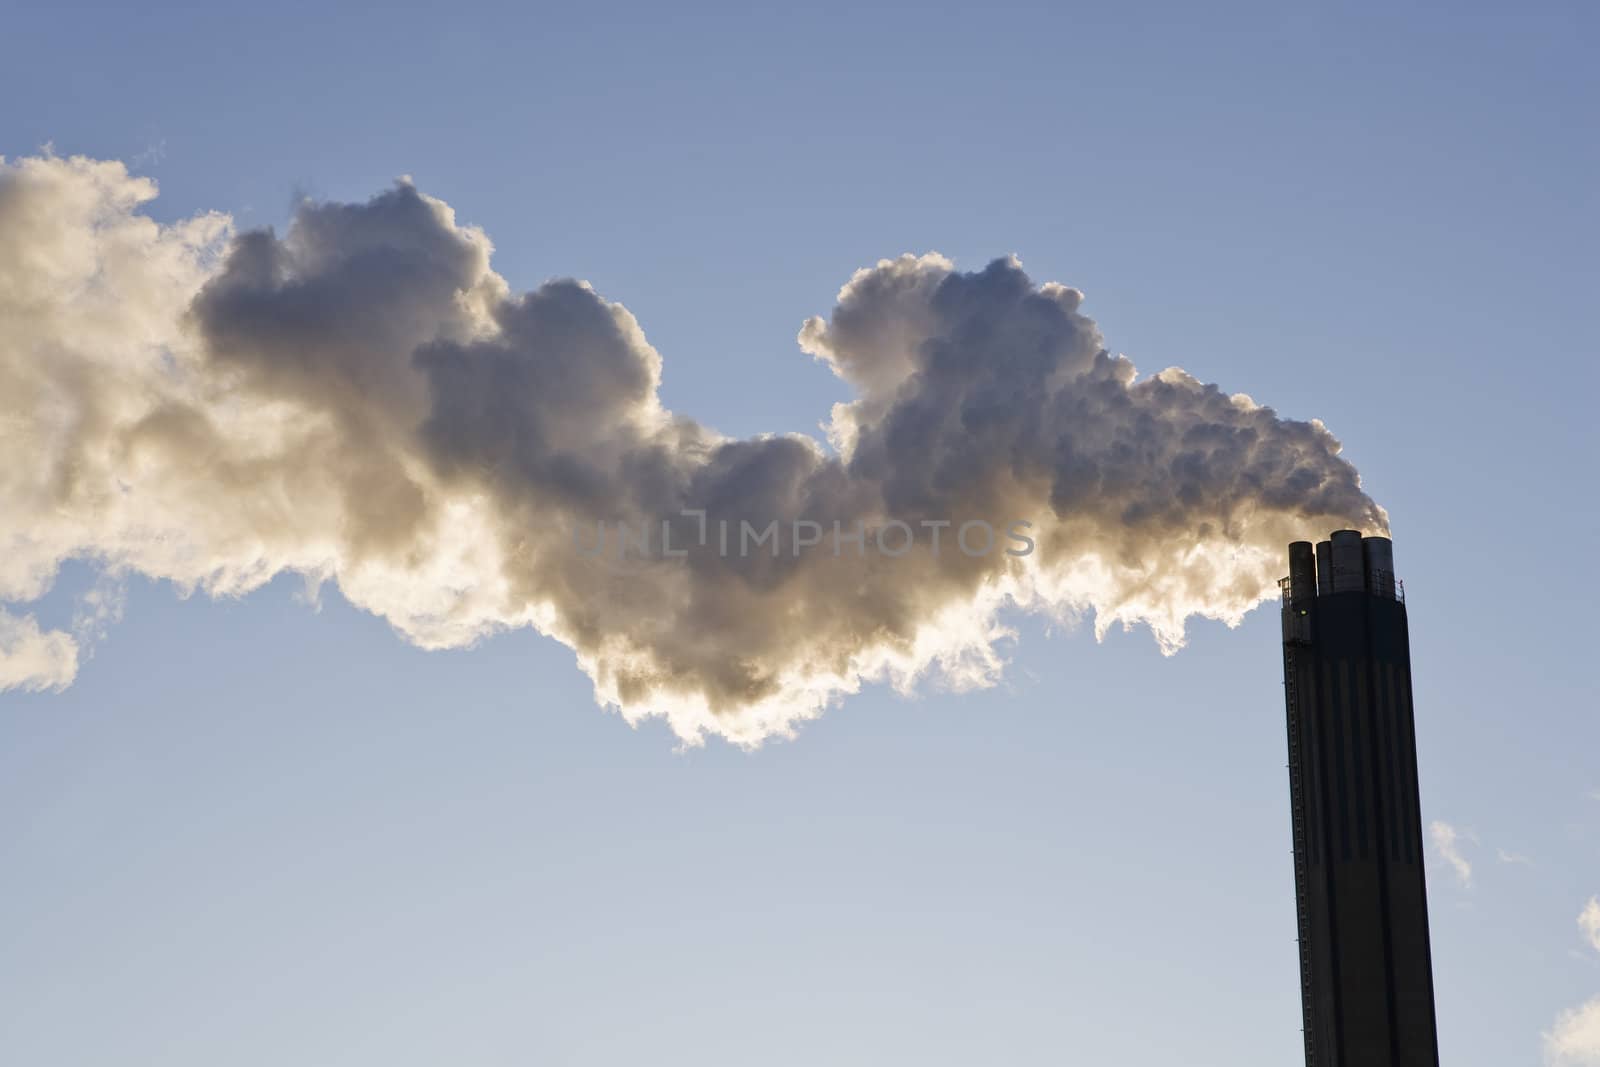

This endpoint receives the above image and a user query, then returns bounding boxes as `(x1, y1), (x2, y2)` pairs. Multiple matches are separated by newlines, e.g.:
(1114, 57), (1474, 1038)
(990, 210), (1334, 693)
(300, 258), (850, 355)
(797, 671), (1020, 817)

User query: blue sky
(2, 3), (1597, 1064)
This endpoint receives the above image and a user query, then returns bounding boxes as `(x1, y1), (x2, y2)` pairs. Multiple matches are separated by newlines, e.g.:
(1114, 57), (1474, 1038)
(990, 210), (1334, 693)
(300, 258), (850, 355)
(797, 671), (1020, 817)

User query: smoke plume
(0, 153), (1386, 744)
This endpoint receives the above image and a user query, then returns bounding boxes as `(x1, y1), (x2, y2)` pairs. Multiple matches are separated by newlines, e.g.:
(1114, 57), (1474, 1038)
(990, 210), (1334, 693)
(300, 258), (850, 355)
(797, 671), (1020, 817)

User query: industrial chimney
(1280, 532), (1440, 1067)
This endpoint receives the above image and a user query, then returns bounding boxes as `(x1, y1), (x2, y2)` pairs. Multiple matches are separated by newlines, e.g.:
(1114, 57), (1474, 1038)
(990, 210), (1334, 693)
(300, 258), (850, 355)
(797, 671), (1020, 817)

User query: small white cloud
(1547, 997), (1600, 1065)
(1581, 898), (1600, 956)
(1430, 821), (1473, 888)
(1498, 848), (1533, 865)
(1545, 900), (1600, 1063)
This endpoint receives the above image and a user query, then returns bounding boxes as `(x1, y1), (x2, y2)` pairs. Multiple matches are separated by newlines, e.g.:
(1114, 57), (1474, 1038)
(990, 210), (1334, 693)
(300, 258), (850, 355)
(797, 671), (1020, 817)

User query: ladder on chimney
(1284, 639), (1318, 1067)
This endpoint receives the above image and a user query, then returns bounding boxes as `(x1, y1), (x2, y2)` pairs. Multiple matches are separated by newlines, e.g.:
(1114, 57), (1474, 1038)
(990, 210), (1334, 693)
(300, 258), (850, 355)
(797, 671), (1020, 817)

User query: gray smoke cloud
(0, 153), (1386, 744)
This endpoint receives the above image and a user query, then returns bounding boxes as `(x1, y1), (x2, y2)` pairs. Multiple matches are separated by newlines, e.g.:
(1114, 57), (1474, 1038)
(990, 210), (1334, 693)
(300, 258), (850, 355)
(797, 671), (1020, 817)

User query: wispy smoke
(0, 153), (1385, 744)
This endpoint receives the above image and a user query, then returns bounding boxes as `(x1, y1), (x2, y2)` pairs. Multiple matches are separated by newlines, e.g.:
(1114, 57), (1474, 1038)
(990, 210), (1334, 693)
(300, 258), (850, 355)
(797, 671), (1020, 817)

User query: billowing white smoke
(0, 153), (1386, 744)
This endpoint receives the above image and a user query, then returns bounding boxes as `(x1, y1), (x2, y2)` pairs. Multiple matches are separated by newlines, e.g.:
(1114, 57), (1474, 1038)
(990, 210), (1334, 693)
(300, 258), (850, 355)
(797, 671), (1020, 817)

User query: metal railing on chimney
(1278, 573), (1404, 606)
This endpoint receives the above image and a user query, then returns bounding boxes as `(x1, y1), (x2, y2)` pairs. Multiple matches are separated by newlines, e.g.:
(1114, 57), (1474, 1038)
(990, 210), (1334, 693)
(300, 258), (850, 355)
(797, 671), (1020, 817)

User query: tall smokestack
(1280, 532), (1439, 1067)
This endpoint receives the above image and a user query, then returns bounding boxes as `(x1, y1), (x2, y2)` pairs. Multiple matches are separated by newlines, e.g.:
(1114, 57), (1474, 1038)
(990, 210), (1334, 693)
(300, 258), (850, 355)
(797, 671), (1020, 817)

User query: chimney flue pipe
(1330, 529), (1366, 592)
(1289, 541), (1317, 604)
(1363, 536), (1396, 599)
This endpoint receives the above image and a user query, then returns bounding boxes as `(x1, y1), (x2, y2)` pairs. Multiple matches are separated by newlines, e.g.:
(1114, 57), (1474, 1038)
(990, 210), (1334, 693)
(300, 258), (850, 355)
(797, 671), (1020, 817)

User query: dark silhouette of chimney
(1280, 532), (1440, 1067)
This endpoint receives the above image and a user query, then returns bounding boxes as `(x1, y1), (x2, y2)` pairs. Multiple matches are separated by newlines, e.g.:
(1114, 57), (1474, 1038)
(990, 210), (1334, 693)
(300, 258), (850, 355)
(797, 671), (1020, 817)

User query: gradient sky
(2, 3), (1597, 1065)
